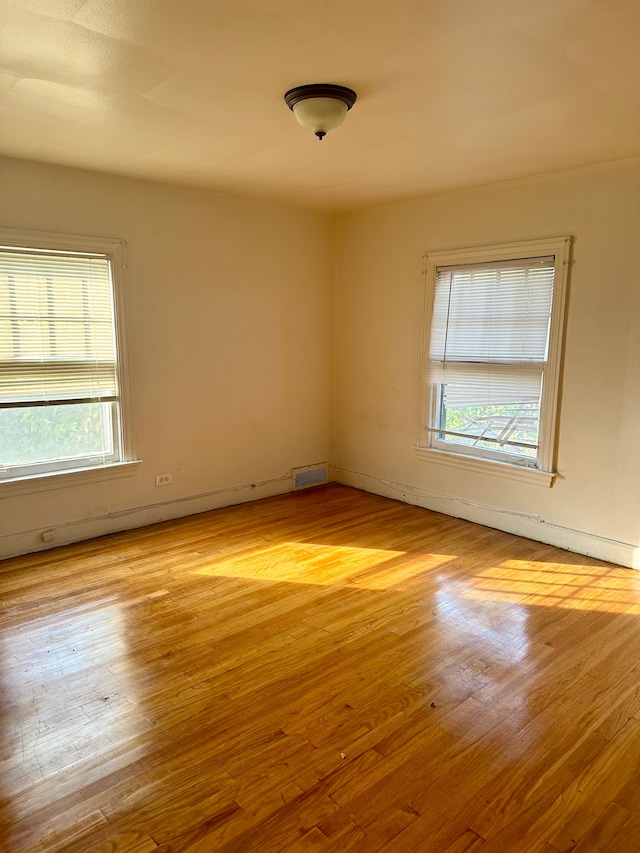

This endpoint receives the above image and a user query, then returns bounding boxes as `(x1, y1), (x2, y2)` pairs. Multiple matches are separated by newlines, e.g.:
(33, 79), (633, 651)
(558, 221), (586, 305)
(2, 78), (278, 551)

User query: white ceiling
(1, 0), (639, 210)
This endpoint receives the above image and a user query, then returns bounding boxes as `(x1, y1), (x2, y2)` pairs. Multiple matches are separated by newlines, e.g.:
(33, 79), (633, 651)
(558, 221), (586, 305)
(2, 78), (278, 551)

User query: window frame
(0, 227), (137, 491)
(416, 236), (571, 487)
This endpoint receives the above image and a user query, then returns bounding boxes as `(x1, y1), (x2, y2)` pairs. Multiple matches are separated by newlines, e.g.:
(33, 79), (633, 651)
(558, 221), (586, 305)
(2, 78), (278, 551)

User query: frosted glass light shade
(284, 84), (357, 140)
(293, 98), (348, 134)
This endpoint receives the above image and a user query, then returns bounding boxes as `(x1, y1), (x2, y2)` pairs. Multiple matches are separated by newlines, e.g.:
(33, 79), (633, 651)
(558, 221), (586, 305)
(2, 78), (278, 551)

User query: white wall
(0, 157), (335, 557)
(334, 160), (640, 568)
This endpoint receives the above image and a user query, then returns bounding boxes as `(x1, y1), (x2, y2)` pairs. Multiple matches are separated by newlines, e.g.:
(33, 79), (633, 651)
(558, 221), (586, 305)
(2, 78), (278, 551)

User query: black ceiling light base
(284, 84), (357, 112)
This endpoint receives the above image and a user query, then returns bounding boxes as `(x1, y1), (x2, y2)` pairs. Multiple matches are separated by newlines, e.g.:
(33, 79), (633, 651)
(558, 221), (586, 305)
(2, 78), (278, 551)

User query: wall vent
(292, 464), (329, 490)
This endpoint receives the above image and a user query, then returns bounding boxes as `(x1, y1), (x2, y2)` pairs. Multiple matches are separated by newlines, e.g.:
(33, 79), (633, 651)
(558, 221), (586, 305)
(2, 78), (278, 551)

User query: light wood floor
(2, 484), (640, 852)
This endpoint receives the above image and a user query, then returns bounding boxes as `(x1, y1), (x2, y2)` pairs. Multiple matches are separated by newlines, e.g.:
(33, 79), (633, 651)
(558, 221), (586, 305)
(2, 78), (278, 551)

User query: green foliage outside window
(0, 403), (109, 466)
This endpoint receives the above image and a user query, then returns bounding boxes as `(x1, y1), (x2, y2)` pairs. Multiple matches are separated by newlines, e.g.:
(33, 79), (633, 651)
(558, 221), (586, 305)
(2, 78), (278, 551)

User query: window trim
(0, 227), (137, 487)
(417, 236), (571, 485)
(0, 460), (141, 497)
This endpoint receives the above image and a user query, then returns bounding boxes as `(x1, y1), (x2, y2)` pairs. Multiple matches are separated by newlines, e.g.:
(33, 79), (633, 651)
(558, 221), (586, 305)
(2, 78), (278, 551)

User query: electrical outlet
(41, 529), (57, 542)
(155, 473), (173, 486)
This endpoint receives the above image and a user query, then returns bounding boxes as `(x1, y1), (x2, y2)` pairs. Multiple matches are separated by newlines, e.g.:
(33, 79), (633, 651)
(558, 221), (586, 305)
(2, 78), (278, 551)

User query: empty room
(1, 1), (639, 851)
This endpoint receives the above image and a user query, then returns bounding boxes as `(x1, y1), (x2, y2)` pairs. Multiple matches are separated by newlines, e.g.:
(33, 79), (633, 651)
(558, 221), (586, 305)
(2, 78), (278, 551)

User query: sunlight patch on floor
(193, 541), (407, 586)
(464, 559), (640, 612)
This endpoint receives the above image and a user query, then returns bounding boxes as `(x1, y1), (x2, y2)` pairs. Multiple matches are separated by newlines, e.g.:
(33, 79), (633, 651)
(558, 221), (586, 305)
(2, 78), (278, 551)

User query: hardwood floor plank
(571, 801), (632, 852)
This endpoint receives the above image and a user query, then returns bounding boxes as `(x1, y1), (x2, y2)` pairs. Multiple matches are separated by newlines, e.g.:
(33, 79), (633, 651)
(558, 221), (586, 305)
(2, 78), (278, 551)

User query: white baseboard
(332, 467), (639, 570)
(0, 476), (293, 561)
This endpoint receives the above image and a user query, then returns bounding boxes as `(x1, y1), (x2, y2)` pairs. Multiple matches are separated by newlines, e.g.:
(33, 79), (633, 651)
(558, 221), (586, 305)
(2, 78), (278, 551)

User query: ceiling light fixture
(284, 84), (357, 141)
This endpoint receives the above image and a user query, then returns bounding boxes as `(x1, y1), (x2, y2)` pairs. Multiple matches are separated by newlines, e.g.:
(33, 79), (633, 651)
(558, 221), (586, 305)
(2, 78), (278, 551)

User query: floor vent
(292, 464), (329, 490)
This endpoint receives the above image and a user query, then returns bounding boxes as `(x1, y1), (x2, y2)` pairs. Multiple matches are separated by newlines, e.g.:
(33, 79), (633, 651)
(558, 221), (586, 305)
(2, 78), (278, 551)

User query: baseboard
(0, 475), (293, 561)
(332, 467), (639, 570)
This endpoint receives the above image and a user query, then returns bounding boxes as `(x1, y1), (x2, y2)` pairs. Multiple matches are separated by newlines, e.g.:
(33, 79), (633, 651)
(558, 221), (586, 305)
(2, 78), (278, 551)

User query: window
(418, 237), (570, 485)
(0, 229), (134, 485)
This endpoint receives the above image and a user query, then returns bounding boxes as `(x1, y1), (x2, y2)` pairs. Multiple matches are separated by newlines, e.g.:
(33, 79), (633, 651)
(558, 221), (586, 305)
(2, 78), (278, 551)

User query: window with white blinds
(0, 230), (132, 482)
(0, 249), (118, 407)
(420, 238), (570, 479)
(429, 257), (554, 408)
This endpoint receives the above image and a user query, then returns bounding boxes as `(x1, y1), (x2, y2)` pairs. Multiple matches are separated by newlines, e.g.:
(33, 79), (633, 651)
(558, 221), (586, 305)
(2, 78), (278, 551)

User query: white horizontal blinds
(0, 248), (117, 407)
(429, 257), (555, 407)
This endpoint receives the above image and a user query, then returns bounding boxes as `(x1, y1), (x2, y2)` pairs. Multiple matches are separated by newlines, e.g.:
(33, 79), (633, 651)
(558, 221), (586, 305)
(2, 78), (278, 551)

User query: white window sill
(414, 446), (556, 487)
(0, 460), (141, 497)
